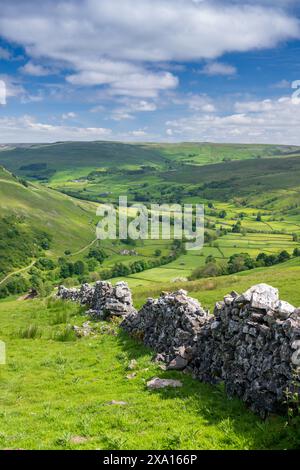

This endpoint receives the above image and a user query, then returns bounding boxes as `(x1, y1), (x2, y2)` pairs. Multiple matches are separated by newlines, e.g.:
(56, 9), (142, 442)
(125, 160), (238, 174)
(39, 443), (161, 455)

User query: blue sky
(1, 0), (300, 144)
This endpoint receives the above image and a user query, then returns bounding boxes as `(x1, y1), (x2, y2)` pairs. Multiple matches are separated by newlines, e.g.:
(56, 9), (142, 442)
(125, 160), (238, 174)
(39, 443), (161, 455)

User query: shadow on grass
(116, 329), (298, 450)
(116, 329), (154, 360)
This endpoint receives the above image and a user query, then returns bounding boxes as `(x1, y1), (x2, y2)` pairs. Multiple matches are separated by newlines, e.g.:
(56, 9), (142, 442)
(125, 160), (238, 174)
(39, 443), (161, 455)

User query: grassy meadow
(1, 141), (300, 449)
(1, 262), (300, 449)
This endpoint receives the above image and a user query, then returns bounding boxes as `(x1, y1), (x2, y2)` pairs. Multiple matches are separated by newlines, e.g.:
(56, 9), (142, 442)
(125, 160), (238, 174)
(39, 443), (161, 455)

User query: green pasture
(0, 288), (300, 450)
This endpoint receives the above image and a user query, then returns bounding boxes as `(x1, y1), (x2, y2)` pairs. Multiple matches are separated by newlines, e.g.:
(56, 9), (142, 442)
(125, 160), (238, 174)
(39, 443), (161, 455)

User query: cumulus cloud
(173, 94), (217, 112)
(61, 112), (77, 120)
(110, 99), (158, 120)
(0, 115), (112, 143)
(0, 46), (10, 60)
(165, 95), (300, 144)
(128, 129), (148, 137)
(272, 79), (291, 89)
(0, 75), (25, 99)
(0, 0), (298, 98)
(20, 61), (52, 77)
(201, 61), (237, 76)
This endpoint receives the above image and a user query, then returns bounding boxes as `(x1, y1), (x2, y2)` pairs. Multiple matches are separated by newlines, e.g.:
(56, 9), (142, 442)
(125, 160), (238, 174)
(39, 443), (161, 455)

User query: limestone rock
(167, 356), (188, 371)
(147, 378), (183, 390)
(275, 300), (295, 319)
(57, 280), (136, 320)
(107, 400), (128, 406)
(122, 289), (208, 364)
(239, 284), (279, 310)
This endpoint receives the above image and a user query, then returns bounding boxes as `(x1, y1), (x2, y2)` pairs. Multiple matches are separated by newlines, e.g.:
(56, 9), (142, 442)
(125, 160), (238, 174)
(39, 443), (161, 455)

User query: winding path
(67, 238), (98, 257)
(0, 260), (36, 287)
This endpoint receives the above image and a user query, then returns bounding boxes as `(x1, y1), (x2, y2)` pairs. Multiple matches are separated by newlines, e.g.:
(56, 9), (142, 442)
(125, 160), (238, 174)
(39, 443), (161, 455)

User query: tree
(87, 258), (98, 272)
(205, 255), (216, 265)
(154, 249), (162, 257)
(189, 263), (221, 280)
(278, 250), (290, 263)
(88, 248), (107, 264)
(60, 262), (74, 279)
(228, 253), (254, 273)
(232, 221), (242, 233)
(218, 210), (227, 219)
(256, 252), (268, 266)
(36, 258), (56, 270)
(74, 260), (86, 275)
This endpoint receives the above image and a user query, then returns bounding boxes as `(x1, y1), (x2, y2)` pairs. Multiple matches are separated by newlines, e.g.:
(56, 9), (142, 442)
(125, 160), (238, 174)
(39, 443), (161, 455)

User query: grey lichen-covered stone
(57, 280), (136, 320)
(237, 284), (279, 310)
(189, 284), (300, 417)
(121, 289), (209, 364)
(147, 378), (183, 389)
(167, 355), (188, 370)
(274, 300), (295, 319)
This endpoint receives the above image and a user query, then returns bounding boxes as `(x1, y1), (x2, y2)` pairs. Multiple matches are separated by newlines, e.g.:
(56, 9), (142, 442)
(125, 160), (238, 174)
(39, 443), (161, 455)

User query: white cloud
(62, 112), (77, 120)
(234, 99), (274, 113)
(89, 105), (105, 113)
(172, 93), (217, 112)
(0, 0), (298, 98)
(0, 75), (25, 99)
(165, 95), (300, 144)
(201, 61), (237, 76)
(0, 115), (112, 143)
(110, 99), (157, 121)
(0, 46), (10, 60)
(111, 111), (135, 121)
(132, 100), (157, 112)
(20, 61), (52, 76)
(272, 79), (291, 89)
(128, 129), (148, 137)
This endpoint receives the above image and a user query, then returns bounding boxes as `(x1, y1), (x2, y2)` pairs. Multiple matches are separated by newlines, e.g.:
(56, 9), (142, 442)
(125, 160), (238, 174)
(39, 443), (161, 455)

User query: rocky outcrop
(58, 280), (300, 416)
(57, 280), (136, 319)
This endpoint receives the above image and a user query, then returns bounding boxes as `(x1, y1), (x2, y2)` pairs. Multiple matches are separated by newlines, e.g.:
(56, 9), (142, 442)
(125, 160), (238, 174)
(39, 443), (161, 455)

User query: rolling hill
(0, 141), (299, 184)
(0, 166), (97, 270)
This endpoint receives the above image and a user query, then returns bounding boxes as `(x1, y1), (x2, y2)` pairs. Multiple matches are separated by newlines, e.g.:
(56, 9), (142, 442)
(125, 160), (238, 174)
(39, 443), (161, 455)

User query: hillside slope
(0, 166), (97, 260)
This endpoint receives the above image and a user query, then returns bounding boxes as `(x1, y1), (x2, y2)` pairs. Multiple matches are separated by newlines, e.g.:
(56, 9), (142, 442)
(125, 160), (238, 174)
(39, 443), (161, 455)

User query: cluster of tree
(58, 247), (109, 278)
(59, 259), (88, 279)
(100, 240), (185, 280)
(189, 249), (296, 281)
(87, 247), (108, 263)
(0, 275), (31, 299)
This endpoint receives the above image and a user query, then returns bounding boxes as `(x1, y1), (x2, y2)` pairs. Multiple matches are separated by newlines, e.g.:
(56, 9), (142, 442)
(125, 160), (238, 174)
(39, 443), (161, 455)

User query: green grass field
(1, 262), (300, 450)
(2, 141), (300, 449)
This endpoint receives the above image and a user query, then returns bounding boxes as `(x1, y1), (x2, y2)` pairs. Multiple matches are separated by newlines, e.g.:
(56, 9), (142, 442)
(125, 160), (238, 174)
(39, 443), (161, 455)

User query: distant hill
(161, 155), (300, 211)
(0, 141), (299, 183)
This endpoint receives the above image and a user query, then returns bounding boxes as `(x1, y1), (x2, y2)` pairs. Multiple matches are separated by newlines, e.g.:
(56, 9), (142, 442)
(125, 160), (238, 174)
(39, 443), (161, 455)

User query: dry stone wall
(58, 281), (136, 319)
(57, 281), (300, 416)
(188, 285), (300, 416)
(122, 290), (209, 369)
